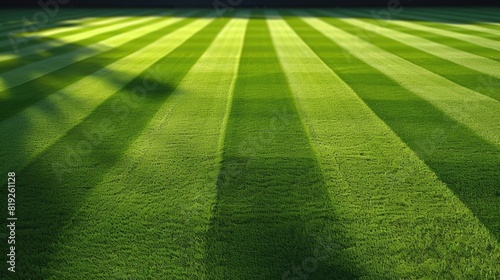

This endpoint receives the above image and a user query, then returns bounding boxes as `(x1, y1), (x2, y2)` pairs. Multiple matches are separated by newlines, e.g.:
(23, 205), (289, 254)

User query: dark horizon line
(1, 0), (499, 8)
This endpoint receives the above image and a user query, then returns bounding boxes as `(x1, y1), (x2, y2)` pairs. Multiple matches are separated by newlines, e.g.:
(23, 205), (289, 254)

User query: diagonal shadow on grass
(0, 12), (203, 179)
(0, 14), (230, 279)
(0, 11), (201, 122)
(0, 8), (96, 35)
(204, 17), (360, 280)
(207, 156), (360, 279)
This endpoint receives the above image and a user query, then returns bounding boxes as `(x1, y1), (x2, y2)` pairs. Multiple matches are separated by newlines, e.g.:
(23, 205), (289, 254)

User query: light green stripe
(0, 10), (165, 61)
(0, 10), (199, 92)
(296, 11), (500, 148)
(0, 15), (215, 175)
(268, 10), (499, 276)
(47, 14), (248, 277)
(319, 10), (500, 79)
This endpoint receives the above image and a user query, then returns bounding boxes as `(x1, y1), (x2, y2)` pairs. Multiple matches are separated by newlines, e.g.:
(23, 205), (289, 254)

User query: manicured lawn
(0, 7), (499, 279)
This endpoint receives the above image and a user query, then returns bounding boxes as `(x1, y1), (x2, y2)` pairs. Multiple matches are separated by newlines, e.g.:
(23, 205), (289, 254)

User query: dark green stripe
(286, 14), (500, 240)
(205, 13), (357, 280)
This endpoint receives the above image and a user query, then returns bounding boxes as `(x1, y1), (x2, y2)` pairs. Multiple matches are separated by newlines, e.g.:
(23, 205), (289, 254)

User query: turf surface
(0, 7), (499, 279)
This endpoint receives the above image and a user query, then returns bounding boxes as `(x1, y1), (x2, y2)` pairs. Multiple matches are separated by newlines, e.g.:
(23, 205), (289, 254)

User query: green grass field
(0, 7), (499, 279)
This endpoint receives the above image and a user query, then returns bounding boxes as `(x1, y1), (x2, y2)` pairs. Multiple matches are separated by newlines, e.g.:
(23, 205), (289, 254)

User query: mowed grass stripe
(4, 15), (229, 279)
(316, 10), (500, 102)
(407, 8), (500, 32)
(276, 12), (500, 278)
(341, 9), (500, 53)
(0, 10), (135, 50)
(397, 10), (500, 37)
(0, 9), (154, 53)
(386, 20), (500, 54)
(334, 9), (500, 65)
(437, 8), (500, 27)
(0, 10), (202, 92)
(0, 9), (122, 39)
(396, 10), (500, 38)
(290, 10), (500, 244)
(0, 8), (96, 33)
(0, 9), (99, 39)
(205, 14), (351, 280)
(0, 14), (211, 176)
(319, 10), (500, 79)
(45, 15), (248, 279)
(0, 10), (194, 74)
(0, 13), (201, 122)
(296, 11), (500, 149)
(412, 7), (498, 22)
(17, 10), (127, 37)
(0, 10), (164, 62)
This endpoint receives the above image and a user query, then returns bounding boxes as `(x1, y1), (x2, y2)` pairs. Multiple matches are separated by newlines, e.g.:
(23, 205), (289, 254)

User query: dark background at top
(1, 0), (499, 8)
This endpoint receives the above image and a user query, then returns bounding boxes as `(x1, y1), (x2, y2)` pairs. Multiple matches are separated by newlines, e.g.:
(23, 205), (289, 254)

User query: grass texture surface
(0, 7), (499, 279)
